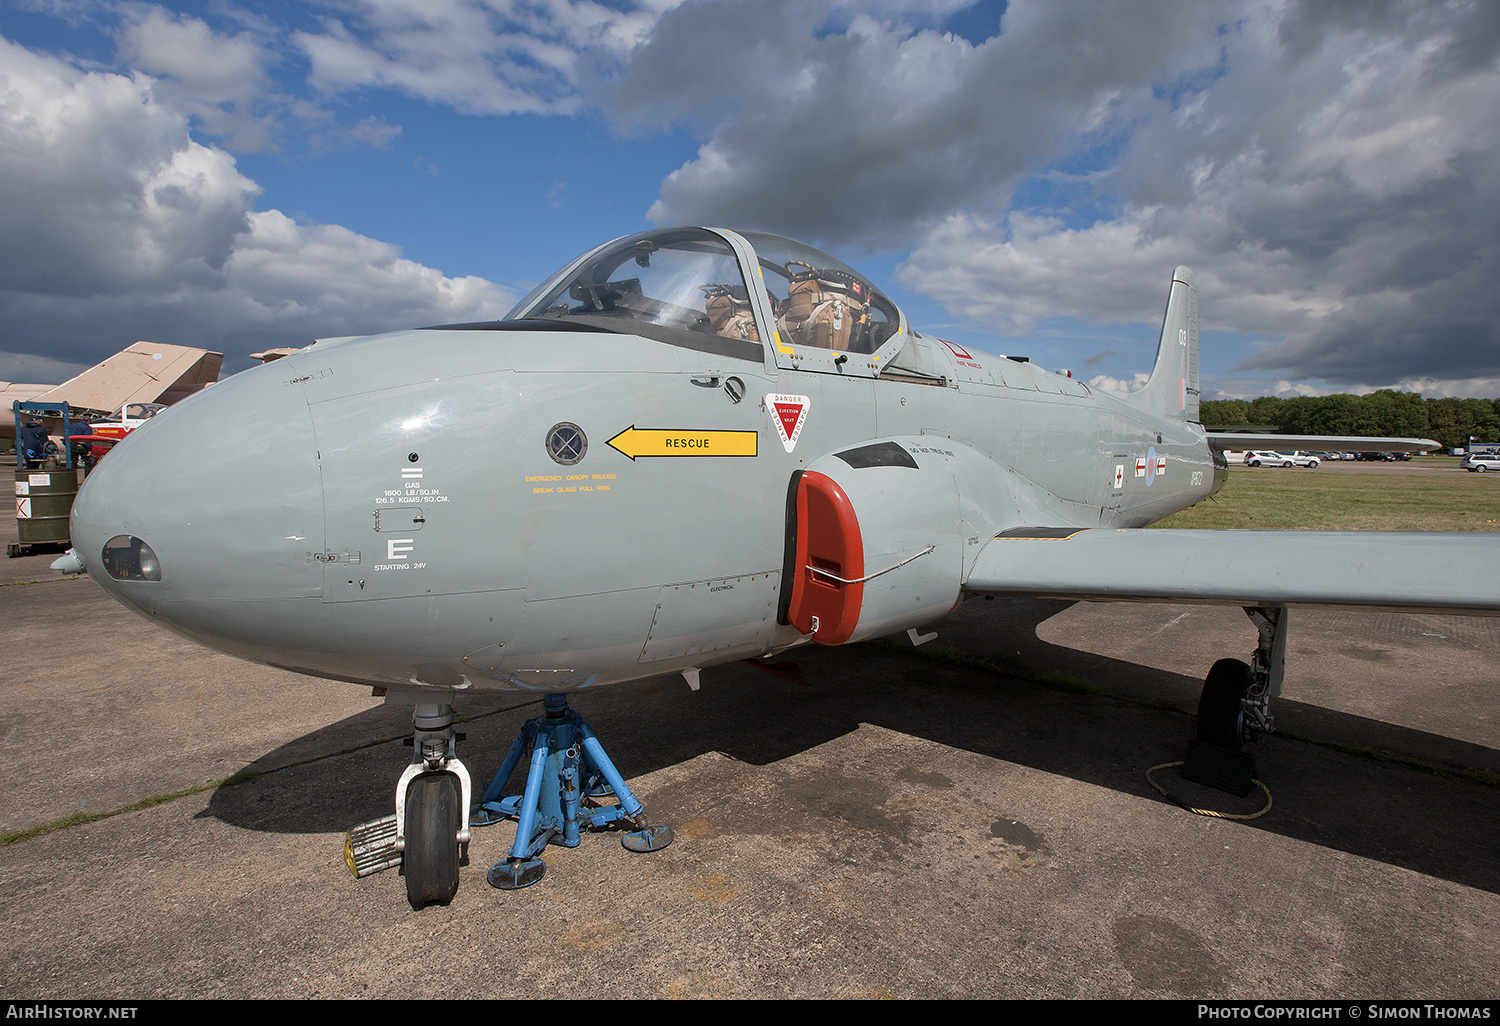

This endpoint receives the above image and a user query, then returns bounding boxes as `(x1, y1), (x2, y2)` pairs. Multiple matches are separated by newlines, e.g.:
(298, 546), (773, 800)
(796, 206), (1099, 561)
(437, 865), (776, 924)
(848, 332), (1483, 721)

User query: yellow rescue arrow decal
(606, 425), (758, 461)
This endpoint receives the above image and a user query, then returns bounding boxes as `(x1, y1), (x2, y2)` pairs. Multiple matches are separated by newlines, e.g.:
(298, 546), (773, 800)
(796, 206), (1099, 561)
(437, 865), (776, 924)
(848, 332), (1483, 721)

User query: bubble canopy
(506, 228), (901, 360)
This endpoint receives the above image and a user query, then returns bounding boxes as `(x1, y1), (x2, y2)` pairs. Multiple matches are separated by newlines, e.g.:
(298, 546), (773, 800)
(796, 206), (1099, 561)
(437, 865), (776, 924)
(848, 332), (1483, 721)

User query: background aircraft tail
(32, 340), (222, 418)
(1129, 266), (1199, 424)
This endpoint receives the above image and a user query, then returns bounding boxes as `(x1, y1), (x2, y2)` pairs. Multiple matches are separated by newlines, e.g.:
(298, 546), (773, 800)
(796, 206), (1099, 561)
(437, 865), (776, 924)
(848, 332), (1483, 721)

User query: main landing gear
(1183, 605), (1287, 796)
(471, 693), (673, 890)
(346, 703), (473, 909)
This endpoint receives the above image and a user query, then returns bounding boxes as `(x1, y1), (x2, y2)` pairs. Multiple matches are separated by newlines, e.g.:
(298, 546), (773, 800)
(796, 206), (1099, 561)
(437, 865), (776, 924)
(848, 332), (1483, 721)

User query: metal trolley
(10, 400), (84, 558)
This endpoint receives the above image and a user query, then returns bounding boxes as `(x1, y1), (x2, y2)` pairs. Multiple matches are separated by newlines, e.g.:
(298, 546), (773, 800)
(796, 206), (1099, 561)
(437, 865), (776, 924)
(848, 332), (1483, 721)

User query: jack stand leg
(474, 693), (674, 890)
(578, 726), (673, 853)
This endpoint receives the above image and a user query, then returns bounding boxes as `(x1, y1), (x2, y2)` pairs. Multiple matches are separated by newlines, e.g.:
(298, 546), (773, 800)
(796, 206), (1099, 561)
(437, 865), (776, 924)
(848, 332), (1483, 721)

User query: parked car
(1462, 453), (1500, 473)
(1244, 450), (1320, 467)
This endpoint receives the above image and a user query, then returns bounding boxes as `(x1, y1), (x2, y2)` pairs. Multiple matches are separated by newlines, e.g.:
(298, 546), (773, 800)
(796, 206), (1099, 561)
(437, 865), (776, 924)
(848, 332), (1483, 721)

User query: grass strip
(0, 697), (542, 846)
(0, 574), (88, 587)
(1154, 461), (1500, 531)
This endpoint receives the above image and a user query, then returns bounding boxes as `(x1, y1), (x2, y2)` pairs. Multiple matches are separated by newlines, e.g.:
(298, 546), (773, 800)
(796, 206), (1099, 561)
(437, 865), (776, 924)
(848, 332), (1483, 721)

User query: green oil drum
(12, 467), (82, 555)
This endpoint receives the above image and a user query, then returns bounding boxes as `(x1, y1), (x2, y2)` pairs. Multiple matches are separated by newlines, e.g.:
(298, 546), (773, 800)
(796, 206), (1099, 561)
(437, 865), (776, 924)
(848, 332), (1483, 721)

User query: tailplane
(1130, 266), (1199, 424)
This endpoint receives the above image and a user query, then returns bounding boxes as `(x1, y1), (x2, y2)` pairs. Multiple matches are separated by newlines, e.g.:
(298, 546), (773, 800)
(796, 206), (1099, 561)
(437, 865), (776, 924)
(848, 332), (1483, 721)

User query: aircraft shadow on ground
(204, 598), (1500, 896)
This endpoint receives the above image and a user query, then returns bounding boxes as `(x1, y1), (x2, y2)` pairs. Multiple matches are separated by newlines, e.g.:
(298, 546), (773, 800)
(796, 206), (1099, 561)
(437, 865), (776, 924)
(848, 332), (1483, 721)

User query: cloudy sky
(1, 0), (1496, 399)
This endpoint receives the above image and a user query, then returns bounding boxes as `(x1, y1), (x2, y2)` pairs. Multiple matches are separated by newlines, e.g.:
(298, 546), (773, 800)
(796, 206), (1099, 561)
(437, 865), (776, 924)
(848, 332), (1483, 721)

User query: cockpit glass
(508, 228), (762, 360)
(738, 232), (900, 354)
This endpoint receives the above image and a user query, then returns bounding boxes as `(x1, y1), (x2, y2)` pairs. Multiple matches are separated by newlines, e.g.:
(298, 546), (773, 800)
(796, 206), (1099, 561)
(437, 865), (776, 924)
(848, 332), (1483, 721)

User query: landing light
(101, 535), (161, 582)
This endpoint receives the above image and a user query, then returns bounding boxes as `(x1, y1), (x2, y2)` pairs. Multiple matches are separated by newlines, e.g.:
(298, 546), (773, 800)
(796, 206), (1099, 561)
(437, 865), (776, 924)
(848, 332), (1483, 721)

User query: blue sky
(1, 0), (1497, 399)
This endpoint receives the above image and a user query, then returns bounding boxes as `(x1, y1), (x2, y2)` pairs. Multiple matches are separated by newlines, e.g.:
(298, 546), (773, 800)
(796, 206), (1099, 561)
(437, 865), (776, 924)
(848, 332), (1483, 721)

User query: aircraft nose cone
(71, 362), (325, 657)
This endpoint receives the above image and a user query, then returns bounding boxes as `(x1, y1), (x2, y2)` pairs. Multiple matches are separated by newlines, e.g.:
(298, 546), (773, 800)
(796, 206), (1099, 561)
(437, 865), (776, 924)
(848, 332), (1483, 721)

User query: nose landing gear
(346, 693), (669, 904)
(345, 702), (473, 909)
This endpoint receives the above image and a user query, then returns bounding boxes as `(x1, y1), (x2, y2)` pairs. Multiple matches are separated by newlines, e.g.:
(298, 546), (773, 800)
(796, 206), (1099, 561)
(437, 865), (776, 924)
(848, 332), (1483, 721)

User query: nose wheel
(403, 772), (462, 908)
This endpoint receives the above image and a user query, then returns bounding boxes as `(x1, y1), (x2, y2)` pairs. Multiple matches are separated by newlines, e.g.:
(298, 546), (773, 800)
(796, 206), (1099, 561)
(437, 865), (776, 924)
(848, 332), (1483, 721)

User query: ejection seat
(774, 260), (873, 351)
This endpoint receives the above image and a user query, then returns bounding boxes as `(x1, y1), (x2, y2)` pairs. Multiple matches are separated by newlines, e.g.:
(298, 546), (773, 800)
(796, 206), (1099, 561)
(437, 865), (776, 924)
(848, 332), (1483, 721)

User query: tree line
(1200, 391), (1500, 451)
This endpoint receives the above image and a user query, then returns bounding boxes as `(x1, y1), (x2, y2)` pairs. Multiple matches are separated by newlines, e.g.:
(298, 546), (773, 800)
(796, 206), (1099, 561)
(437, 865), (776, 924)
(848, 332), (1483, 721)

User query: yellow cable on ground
(1146, 761), (1273, 820)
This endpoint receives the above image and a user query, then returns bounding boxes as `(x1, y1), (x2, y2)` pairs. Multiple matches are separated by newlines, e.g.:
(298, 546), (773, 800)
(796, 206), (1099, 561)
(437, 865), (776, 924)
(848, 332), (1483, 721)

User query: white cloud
(0, 35), (255, 299)
(114, 5), (282, 151)
(296, 0), (680, 116)
(1088, 372), (1149, 395)
(116, 6), (268, 105)
(600, 0), (1500, 392)
(627, 1), (1224, 247)
(897, 210), (1184, 336)
(5, 0), (1498, 397)
(0, 34), (513, 371)
(224, 209), (510, 332)
(885, 1), (1500, 391)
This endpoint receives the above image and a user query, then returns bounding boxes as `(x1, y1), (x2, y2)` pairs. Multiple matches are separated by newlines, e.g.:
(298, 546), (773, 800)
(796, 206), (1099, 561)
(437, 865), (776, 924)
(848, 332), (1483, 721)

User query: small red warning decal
(939, 338), (984, 370)
(767, 393), (810, 453)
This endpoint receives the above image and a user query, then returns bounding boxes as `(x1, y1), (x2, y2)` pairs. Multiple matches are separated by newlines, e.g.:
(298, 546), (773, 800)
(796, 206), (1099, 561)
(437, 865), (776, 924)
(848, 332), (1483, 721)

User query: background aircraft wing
(1206, 434), (1437, 453)
(963, 528), (1500, 615)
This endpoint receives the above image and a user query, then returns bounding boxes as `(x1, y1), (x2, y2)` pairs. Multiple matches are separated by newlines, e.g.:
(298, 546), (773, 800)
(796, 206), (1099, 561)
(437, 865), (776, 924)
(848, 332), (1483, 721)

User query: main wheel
(404, 773), (460, 909)
(1197, 658), (1251, 750)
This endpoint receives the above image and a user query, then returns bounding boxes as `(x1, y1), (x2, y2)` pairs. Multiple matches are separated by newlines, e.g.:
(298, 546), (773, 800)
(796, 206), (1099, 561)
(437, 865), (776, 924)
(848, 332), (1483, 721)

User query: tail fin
(1130, 266), (1199, 424)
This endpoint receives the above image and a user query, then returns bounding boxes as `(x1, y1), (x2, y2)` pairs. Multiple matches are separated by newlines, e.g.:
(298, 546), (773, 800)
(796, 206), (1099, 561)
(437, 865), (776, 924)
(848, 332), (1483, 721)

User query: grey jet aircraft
(61, 227), (1487, 907)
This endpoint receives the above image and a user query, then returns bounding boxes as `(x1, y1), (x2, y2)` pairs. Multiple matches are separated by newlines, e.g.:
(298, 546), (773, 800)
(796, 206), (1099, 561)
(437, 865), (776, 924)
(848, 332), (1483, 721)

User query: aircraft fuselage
(72, 317), (1216, 695)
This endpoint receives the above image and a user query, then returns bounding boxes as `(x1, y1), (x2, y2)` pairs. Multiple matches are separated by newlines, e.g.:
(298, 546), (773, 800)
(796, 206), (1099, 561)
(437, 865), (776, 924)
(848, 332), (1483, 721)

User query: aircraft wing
(963, 528), (1500, 615)
(1207, 434), (1437, 453)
